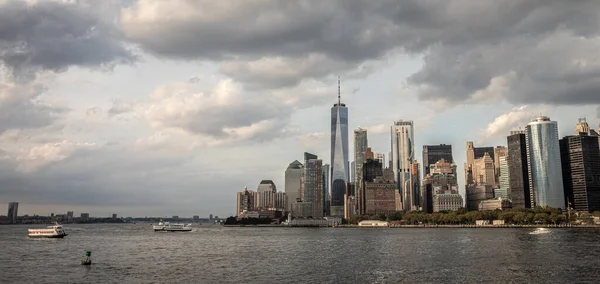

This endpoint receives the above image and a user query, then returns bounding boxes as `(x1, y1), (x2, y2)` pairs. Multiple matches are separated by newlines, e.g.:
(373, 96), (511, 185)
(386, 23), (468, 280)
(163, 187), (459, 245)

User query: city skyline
(1, 1), (600, 217)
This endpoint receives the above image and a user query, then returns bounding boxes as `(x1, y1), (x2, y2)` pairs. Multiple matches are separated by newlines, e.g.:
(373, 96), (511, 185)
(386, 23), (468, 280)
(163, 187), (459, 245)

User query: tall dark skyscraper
(422, 144), (453, 176)
(507, 131), (531, 208)
(7, 202), (18, 224)
(330, 78), (349, 217)
(560, 134), (600, 212)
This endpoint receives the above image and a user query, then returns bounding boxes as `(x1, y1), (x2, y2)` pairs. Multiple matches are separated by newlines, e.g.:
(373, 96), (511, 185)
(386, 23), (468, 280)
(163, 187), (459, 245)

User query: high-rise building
(353, 128), (368, 211)
(303, 153), (323, 218)
(560, 133), (600, 212)
(423, 159), (463, 212)
(364, 168), (398, 215)
(422, 144), (453, 176)
(507, 131), (531, 208)
(236, 187), (256, 215)
(493, 146), (508, 184)
(391, 120), (414, 211)
(7, 202), (18, 224)
(322, 164), (330, 216)
(374, 153), (386, 167)
(472, 153), (495, 187)
(285, 160), (303, 211)
(466, 184), (494, 211)
(497, 156), (510, 199)
(257, 180), (276, 193)
(526, 116), (565, 209)
(257, 180), (279, 210)
(330, 79), (349, 217)
(465, 142), (495, 185)
(410, 160), (421, 209)
(359, 158), (384, 215)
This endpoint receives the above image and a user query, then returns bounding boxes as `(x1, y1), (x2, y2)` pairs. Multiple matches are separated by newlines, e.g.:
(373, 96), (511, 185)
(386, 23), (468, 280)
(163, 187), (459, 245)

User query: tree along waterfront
(347, 207), (600, 225)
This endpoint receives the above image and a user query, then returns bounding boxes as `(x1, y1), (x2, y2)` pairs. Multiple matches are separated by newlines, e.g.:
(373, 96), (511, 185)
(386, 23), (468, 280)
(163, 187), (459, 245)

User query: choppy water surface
(1, 224), (599, 283)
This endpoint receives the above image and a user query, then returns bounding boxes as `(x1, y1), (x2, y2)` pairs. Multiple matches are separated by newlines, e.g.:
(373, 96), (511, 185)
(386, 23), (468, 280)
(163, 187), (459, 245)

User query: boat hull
(154, 228), (192, 232)
(28, 234), (67, 238)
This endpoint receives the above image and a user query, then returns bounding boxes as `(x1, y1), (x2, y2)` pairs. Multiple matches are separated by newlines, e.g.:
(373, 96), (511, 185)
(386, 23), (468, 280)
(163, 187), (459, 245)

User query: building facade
(466, 184), (494, 211)
(507, 131), (531, 208)
(498, 156), (510, 199)
(364, 168), (398, 215)
(433, 194), (464, 212)
(422, 144), (453, 176)
(303, 154), (323, 218)
(322, 164), (330, 216)
(285, 160), (303, 211)
(353, 128), (368, 213)
(560, 134), (600, 212)
(391, 120), (414, 211)
(526, 116), (565, 209)
(330, 84), (349, 217)
(494, 146), (508, 184)
(472, 153), (495, 187)
(359, 158), (384, 215)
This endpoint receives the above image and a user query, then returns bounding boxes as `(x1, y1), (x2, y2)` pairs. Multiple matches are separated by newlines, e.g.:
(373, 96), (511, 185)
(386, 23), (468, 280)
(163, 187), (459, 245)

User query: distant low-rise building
(80, 213), (90, 220)
(358, 220), (389, 227)
(433, 194), (463, 212)
(478, 198), (512, 211)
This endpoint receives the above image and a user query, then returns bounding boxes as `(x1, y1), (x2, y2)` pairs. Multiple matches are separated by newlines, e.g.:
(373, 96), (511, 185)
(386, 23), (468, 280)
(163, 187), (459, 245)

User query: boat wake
(529, 228), (550, 235)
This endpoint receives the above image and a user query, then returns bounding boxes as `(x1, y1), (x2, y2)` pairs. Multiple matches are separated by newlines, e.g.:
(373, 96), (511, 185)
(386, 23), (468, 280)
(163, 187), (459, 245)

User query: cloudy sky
(1, 0), (599, 217)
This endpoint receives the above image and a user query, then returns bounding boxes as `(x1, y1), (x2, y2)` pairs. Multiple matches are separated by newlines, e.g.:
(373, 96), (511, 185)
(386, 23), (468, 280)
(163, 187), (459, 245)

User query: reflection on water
(1, 224), (600, 283)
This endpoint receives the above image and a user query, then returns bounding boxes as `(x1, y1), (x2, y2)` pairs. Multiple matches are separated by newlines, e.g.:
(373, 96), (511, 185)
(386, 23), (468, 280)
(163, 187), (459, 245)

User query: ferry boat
(28, 223), (68, 238)
(153, 221), (192, 232)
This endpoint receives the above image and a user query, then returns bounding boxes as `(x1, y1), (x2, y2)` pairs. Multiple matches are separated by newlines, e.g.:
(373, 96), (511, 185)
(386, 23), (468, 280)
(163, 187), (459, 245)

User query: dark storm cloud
(0, 0), (135, 81)
(122, 0), (600, 104)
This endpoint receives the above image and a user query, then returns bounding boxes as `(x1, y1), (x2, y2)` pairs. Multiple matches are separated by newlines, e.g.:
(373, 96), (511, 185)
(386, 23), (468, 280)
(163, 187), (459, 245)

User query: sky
(1, 0), (600, 218)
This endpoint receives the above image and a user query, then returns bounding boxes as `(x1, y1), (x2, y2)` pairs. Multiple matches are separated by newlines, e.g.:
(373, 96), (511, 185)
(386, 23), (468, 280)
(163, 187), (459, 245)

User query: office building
(285, 160), (303, 211)
(422, 144), (453, 176)
(364, 168), (399, 215)
(472, 153), (496, 187)
(257, 180), (276, 193)
(359, 158), (384, 215)
(374, 153), (386, 167)
(302, 153), (323, 218)
(497, 156), (510, 199)
(560, 133), (600, 212)
(80, 213), (89, 220)
(424, 159), (463, 212)
(494, 146), (508, 183)
(507, 130), (531, 208)
(410, 160), (421, 209)
(391, 120), (414, 211)
(353, 128), (368, 211)
(330, 79), (349, 217)
(466, 184), (494, 211)
(7, 202), (18, 224)
(465, 142), (495, 185)
(526, 116), (565, 209)
(344, 194), (356, 220)
(322, 164), (330, 216)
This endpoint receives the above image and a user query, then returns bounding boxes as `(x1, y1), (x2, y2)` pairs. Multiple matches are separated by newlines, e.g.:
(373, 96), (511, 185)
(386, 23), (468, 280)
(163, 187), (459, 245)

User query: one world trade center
(330, 78), (349, 217)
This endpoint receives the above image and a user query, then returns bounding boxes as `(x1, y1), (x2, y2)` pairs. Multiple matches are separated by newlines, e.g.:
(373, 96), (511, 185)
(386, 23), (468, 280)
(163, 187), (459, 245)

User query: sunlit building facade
(330, 82), (349, 217)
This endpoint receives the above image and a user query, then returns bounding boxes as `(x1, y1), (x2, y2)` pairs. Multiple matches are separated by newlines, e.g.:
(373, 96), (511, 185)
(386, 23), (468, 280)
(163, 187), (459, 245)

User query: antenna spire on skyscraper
(338, 76), (341, 105)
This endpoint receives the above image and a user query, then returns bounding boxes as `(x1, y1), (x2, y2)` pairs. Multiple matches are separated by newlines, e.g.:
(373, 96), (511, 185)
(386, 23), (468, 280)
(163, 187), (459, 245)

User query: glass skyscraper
(330, 82), (349, 217)
(353, 128), (368, 213)
(526, 116), (565, 209)
(391, 120), (414, 211)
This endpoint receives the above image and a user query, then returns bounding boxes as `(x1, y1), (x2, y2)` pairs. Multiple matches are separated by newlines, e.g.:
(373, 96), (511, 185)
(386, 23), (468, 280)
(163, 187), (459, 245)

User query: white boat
(28, 223), (68, 238)
(153, 221), (192, 232)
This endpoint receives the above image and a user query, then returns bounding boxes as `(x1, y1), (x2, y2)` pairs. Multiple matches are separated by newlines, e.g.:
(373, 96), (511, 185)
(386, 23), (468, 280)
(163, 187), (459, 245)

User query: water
(1, 224), (600, 283)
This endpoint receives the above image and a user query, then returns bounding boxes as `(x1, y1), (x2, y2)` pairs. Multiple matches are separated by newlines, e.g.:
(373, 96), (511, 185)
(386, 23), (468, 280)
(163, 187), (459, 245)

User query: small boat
(153, 221), (192, 232)
(28, 223), (68, 238)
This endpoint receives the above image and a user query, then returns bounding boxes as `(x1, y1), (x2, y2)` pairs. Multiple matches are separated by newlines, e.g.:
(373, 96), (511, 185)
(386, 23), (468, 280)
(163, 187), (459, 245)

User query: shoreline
(222, 224), (600, 229)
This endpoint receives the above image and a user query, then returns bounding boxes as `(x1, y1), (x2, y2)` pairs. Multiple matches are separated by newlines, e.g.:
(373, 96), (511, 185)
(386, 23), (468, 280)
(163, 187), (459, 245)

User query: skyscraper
(322, 164), (330, 216)
(7, 202), (18, 224)
(330, 79), (349, 217)
(560, 133), (600, 212)
(465, 142), (495, 185)
(507, 131), (531, 208)
(526, 116), (565, 209)
(303, 153), (323, 218)
(391, 120), (414, 211)
(285, 160), (303, 211)
(422, 144), (453, 176)
(353, 128), (368, 213)
(497, 156), (510, 199)
(410, 160), (421, 209)
(493, 146), (508, 184)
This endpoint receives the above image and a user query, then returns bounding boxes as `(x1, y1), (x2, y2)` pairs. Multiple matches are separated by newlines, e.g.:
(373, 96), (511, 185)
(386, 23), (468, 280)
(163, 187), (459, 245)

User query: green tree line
(348, 208), (600, 225)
